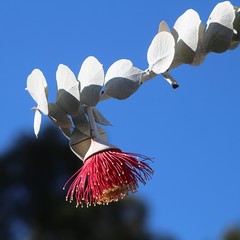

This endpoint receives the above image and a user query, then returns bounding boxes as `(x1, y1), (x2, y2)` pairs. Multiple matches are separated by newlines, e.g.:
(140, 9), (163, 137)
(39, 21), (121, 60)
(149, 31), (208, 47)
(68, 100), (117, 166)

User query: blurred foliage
(0, 126), (175, 240)
(224, 227), (240, 240)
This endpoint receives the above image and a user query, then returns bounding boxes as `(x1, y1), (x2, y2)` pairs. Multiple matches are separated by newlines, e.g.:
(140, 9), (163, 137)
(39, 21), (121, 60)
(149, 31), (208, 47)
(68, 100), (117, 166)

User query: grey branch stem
(141, 69), (179, 89)
(86, 106), (101, 140)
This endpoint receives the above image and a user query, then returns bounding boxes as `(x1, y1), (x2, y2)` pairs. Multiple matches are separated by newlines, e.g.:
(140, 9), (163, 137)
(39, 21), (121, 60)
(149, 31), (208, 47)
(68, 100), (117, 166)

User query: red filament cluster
(64, 148), (153, 207)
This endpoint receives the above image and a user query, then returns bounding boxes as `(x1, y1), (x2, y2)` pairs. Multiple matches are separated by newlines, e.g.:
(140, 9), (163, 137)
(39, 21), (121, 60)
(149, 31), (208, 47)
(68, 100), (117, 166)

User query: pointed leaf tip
(158, 20), (170, 33)
(34, 110), (42, 138)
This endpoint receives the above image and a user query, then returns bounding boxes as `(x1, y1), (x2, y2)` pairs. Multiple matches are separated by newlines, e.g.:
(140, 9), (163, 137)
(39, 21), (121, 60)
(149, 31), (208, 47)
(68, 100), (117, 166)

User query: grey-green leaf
(48, 103), (72, 128)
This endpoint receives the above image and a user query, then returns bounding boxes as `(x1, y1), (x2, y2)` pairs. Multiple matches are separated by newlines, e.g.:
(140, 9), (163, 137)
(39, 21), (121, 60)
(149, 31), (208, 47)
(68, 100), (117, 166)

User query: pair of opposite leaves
(26, 1), (240, 157)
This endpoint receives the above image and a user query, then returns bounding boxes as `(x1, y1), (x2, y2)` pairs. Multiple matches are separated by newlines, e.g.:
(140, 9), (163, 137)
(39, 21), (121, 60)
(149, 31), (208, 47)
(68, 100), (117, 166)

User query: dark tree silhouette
(0, 126), (175, 240)
(223, 227), (240, 240)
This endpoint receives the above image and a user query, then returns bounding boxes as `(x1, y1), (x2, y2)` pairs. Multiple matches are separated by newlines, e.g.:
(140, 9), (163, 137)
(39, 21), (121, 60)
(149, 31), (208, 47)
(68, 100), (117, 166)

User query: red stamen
(63, 148), (153, 207)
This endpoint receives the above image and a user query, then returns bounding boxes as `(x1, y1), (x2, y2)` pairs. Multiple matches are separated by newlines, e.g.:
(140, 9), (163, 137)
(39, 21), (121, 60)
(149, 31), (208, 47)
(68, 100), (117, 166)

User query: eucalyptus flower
(65, 106), (153, 207)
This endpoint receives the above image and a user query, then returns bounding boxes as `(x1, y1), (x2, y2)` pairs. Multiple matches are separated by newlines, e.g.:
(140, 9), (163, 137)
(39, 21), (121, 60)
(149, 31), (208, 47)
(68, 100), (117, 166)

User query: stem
(161, 71), (179, 89)
(141, 69), (179, 89)
(86, 106), (101, 140)
(141, 69), (157, 83)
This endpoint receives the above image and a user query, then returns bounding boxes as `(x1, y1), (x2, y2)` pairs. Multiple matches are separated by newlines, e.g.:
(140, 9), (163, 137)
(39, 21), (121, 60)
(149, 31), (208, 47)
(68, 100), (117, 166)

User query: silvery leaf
(59, 127), (72, 140)
(69, 129), (91, 161)
(171, 9), (204, 68)
(69, 127), (106, 161)
(78, 56), (104, 106)
(33, 109), (42, 138)
(56, 64), (80, 116)
(147, 31), (175, 74)
(26, 69), (48, 115)
(48, 103), (72, 128)
(232, 9), (240, 41)
(104, 59), (143, 100)
(92, 107), (112, 126)
(201, 1), (235, 53)
(72, 106), (90, 136)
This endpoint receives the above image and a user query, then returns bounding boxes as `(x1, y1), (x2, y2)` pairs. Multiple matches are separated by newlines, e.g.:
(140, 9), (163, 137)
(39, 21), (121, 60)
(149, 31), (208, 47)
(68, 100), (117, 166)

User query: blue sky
(1, 0), (240, 239)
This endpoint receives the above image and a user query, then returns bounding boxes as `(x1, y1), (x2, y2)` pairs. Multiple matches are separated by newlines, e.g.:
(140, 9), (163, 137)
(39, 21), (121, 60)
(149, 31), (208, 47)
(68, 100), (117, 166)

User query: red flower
(64, 146), (153, 207)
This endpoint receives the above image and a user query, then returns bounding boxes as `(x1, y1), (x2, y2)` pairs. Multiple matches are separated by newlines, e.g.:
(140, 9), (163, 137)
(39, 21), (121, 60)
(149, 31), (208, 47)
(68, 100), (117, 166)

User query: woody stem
(86, 106), (101, 140)
(161, 71), (179, 89)
(141, 69), (179, 89)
